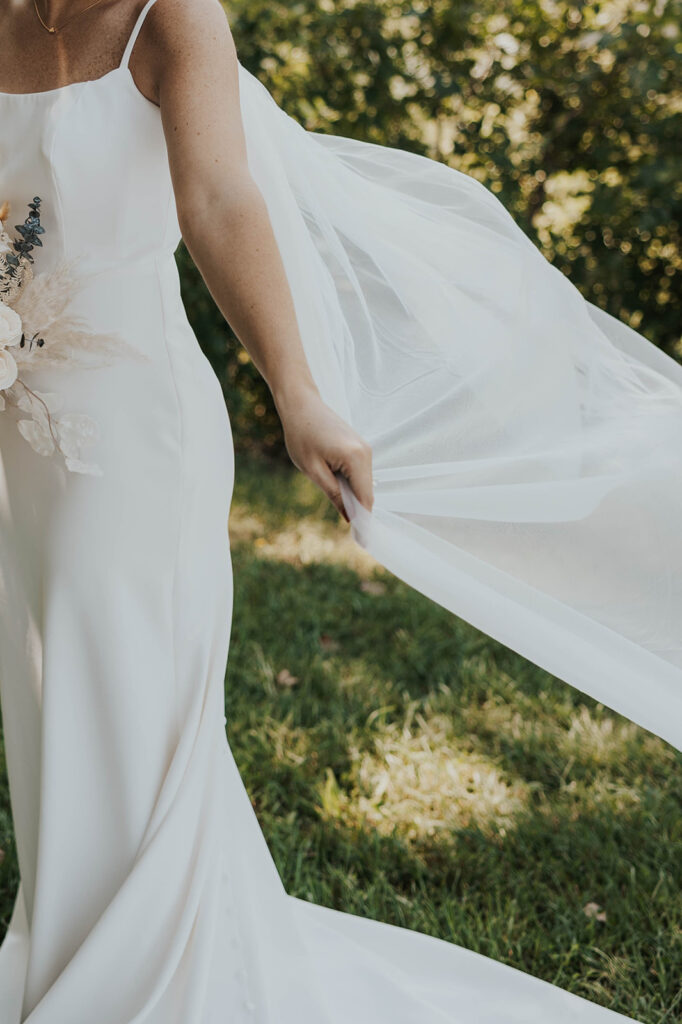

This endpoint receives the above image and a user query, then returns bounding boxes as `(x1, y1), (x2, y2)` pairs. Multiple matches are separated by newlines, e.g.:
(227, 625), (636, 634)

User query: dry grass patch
(561, 706), (640, 762)
(229, 502), (379, 574)
(319, 702), (530, 841)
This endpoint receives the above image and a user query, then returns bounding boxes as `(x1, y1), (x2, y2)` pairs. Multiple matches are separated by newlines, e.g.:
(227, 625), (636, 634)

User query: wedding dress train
(0, 1), (678, 1021)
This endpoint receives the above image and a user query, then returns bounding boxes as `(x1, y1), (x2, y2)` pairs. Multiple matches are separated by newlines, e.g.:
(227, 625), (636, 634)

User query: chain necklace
(33, 0), (107, 34)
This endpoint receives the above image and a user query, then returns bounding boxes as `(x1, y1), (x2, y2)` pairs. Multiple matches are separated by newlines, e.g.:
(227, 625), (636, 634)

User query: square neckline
(0, 64), (125, 99)
(0, 64), (159, 110)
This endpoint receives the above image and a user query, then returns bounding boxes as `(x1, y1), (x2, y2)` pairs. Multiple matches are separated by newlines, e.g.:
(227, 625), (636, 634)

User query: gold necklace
(33, 0), (107, 34)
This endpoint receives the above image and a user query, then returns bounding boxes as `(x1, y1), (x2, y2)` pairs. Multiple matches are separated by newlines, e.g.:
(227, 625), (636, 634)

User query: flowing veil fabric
(236, 62), (682, 753)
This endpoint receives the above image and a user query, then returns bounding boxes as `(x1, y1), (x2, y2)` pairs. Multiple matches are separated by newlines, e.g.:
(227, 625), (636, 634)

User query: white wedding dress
(0, 1), (679, 1022)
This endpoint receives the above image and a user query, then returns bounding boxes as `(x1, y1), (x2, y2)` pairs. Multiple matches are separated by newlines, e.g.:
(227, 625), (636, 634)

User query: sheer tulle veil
(236, 62), (682, 752)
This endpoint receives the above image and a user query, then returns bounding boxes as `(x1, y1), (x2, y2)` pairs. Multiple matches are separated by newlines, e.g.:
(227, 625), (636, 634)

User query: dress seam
(152, 253), (185, 748)
(48, 90), (82, 263)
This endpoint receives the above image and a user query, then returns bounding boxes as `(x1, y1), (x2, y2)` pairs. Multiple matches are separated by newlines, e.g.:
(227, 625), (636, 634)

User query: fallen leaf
(583, 901), (607, 922)
(360, 579), (386, 595)
(276, 668), (299, 688)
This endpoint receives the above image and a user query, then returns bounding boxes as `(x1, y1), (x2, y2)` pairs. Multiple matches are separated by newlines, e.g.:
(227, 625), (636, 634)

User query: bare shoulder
(132, 0), (238, 106)
(136, 0), (250, 217)
(145, 0), (235, 59)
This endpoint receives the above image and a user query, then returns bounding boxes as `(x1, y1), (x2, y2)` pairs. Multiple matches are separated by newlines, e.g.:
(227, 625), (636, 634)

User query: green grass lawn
(1, 451), (680, 1020)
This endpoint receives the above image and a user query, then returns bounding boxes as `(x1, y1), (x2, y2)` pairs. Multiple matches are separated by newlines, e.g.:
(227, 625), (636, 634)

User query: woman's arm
(141, 0), (373, 522)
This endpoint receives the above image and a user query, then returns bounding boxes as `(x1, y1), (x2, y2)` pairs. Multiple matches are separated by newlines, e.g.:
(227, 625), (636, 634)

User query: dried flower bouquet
(0, 196), (146, 475)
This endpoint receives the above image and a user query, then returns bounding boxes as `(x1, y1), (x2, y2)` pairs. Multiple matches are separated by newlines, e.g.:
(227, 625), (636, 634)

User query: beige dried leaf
(583, 901), (607, 922)
(360, 579), (386, 595)
(276, 668), (299, 688)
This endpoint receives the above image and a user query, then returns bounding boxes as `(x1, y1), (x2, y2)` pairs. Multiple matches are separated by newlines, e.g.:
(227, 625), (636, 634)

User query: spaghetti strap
(119, 0), (160, 70)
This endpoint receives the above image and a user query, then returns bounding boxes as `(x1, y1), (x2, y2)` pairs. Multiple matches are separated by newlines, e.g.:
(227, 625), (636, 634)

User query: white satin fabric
(0, 0), (674, 1021)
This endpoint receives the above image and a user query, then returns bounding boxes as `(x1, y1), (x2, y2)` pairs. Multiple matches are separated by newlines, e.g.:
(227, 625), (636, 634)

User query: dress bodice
(0, 0), (179, 278)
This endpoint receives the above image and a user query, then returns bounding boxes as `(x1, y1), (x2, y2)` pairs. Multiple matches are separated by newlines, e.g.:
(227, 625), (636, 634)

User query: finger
(314, 460), (351, 523)
(341, 441), (374, 512)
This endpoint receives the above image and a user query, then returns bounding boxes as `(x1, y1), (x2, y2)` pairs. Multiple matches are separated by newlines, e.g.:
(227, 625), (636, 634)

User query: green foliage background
(178, 0), (682, 457)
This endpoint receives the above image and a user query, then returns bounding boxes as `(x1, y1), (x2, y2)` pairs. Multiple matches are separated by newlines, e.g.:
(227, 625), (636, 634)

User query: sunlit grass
(229, 499), (377, 573)
(318, 701), (532, 841)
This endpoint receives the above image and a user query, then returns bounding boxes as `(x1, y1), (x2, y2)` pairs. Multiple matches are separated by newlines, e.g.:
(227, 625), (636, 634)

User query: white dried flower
(0, 302), (22, 348)
(0, 348), (18, 390)
(16, 386), (51, 426)
(64, 456), (103, 477)
(17, 417), (55, 456)
(55, 412), (100, 459)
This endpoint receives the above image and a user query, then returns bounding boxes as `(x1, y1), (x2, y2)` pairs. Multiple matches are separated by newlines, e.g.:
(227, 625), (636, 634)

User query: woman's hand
(273, 383), (374, 523)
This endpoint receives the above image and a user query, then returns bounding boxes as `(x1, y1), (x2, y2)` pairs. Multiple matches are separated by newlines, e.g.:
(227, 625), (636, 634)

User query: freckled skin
(0, 0), (375, 521)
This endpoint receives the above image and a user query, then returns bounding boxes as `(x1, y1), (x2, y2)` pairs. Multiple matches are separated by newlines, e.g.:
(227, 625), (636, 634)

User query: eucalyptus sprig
(0, 196), (45, 289)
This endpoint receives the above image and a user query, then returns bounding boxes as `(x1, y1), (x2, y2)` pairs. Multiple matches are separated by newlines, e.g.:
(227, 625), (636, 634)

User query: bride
(0, 0), (679, 1021)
